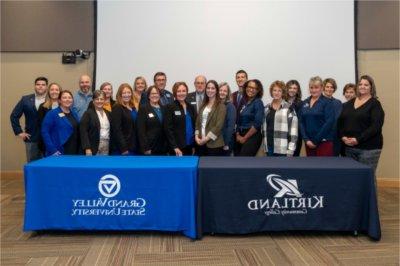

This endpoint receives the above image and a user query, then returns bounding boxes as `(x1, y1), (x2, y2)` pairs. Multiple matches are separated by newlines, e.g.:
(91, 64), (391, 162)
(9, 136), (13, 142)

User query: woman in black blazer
(80, 90), (112, 155)
(111, 83), (137, 155)
(137, 86), (168, 155)
(164, 82), (195, 156)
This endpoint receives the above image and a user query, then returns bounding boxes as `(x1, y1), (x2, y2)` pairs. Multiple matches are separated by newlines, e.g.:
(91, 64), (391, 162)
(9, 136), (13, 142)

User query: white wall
(96, 1), (355, 103)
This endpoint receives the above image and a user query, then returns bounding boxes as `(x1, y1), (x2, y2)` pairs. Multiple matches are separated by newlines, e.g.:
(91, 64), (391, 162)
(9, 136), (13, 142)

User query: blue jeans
(25, 142), (43, 162)
(345, 147), (381, 174)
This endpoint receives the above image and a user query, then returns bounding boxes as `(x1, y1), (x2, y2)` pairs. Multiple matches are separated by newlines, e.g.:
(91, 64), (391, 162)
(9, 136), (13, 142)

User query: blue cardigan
(223, 102), (236, 150)
(299, 95), (335, 144)
(41, 107), (80, 156)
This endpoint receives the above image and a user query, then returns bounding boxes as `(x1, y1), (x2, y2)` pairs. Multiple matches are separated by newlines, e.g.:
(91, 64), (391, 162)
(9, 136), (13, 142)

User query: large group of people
(10, 70), (385, 174)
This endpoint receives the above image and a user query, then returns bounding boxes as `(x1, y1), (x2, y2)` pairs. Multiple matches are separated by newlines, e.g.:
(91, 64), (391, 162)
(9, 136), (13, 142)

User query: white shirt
(96, 110), (110, 140)
(35, 94), (46, 110)
(201, 106), (211, 137)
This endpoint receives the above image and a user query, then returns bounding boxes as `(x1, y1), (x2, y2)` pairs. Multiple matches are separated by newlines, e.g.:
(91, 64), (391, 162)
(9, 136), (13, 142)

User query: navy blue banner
(24, 156), (198, 239)
(197, 157), (381, 240)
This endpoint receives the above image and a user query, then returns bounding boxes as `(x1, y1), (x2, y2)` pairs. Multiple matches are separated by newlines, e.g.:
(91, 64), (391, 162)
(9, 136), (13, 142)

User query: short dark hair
(35, 77), (48, 85)
(153, 72), (166, 83)
(58, 90), (73, 100)
(243, 79), (263, 99)
(236, 70), (248, 79)
(342, 83), (356, 95)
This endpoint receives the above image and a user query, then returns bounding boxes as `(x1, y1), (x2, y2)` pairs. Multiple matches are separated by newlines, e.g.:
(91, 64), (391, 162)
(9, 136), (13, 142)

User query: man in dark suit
(231, 70), (248, 111)
(187, 75), (207, 115)
(10, 76), (48, 162)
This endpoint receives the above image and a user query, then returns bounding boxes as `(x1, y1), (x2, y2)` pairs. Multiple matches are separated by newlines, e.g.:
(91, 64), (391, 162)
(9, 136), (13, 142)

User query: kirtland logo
(98, 174), (121, 198)
(248, 173), (324, 216)
(267, 174), (302, 198)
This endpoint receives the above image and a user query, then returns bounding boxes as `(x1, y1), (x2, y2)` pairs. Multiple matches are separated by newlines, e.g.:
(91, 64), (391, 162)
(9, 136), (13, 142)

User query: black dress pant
(197, 145), (224, 156)
(234, 130), (262, 156)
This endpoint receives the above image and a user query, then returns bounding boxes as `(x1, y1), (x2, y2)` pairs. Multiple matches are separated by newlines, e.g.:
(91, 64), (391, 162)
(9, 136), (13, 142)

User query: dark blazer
(231, 91), (246, 111)
(41, 107), (80, 156)
(137, 104), (168, 154)
(111, 104), (136, 154)
(164, 100), (196, 150)
(186, 92), (203, 116)
(10, 94), (40, 142)
(80, 108), (112, 155)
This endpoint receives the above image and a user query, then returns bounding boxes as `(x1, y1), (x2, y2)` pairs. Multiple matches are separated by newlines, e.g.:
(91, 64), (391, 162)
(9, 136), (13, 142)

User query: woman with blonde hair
(111, 83), (137, 155)
(299, 76), (335, 156)
(38, 83), (62, 153)
(133, 76), (148, 110)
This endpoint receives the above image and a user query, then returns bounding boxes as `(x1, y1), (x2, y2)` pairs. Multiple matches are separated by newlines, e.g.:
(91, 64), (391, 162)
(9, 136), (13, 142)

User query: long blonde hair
(43, 83), (62, 109)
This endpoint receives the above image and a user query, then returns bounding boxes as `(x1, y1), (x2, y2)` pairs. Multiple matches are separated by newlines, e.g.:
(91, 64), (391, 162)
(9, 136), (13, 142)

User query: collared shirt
(237, 98), (264, 131)
(96, 110), (110, 140)
(159, 89), (174, 106)
(196, 92), (205, 112)
(35, 94), (46, 110)
(73, 89), (93, 119)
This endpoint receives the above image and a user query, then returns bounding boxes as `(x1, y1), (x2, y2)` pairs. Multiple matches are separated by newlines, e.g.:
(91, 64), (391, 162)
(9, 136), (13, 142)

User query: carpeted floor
(1, 174), (399, 265)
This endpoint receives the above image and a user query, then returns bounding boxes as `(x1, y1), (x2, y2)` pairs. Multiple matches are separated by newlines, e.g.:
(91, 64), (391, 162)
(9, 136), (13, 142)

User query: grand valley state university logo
(248, 174), (324, 216)
(98, 174), (121, 198)
(71, 174), (146, 217)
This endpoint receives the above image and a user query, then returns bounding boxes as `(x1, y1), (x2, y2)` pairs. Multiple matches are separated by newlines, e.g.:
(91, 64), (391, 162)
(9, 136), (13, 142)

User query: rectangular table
(197, 157), (381, 240)
(24, 156), (198, 239)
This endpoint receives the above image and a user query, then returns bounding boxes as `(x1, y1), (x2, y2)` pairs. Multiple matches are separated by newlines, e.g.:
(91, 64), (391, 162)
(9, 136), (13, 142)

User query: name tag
(148, 113), (154, 118)
(174, 111), (182, 116)
(58, 113), (65, 117)
(191, 101), (196, 105)
(166, 94), (171, 98)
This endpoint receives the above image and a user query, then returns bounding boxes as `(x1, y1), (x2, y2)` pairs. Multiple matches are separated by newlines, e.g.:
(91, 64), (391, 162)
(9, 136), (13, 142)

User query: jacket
(137, 104), (168, 154)
(111, 104), (136, 153)
(262, 100), (298, 155)
(195, 101), (227, 148)
(80, 108), (112, 155)
(164, 100), (196, 150)
(41, 107), (80, 156)
(10, 94), (40, 142)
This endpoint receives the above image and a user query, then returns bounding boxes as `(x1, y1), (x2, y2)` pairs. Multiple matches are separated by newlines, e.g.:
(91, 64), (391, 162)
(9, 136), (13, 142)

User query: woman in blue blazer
(41, 90), (80, 156)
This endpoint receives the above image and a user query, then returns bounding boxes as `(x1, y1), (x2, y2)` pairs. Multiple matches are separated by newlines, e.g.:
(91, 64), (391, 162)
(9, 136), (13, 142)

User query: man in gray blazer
(187, 75), (207, 115)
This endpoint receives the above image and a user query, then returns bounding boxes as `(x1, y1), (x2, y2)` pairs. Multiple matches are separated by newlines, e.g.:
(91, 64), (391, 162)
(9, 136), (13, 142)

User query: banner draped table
(197, 157), (381, 240)
(24, 156), (198, 239)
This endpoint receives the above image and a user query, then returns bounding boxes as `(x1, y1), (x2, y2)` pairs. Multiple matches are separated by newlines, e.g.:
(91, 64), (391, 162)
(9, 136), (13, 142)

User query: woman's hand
(85, 149), (93, 156)
(144, 150), (152, 155)
(174, 148), (183, 156)
(306, 140), (316, 149)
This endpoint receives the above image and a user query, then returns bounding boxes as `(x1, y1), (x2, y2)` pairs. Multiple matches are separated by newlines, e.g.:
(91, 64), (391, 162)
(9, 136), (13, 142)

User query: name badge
(166, 94), (171, 98)
(148, 113), (154, 118)
(174, 111), (182, 116)
(58, 113), (65, 117)
(191, 101), (196, 105)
